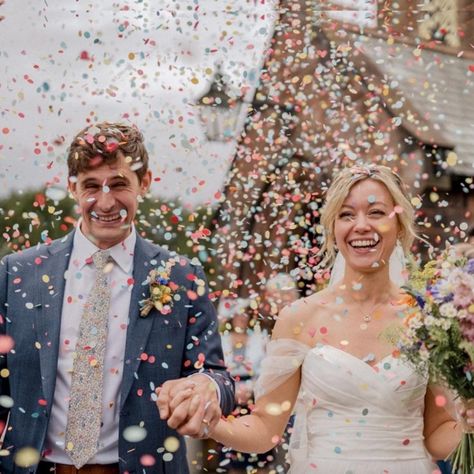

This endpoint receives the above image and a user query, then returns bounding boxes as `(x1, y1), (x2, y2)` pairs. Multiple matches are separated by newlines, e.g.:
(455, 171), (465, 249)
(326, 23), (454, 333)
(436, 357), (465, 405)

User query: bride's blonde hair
(319, 164), (417, 268)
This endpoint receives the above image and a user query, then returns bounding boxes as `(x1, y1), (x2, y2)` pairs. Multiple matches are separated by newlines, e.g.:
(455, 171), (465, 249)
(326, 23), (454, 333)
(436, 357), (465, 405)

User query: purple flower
(466, 258), (474, 275)
(454, 284), (473, 307)
(429, 282), (453, 304)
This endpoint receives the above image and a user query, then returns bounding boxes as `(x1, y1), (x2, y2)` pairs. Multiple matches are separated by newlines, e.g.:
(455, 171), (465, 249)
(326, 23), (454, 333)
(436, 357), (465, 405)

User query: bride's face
(333, 179), (400, 274)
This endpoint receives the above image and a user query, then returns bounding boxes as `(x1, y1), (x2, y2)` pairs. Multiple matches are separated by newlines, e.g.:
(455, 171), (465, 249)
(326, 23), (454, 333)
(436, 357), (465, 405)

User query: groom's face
(69, 152), (151, 249)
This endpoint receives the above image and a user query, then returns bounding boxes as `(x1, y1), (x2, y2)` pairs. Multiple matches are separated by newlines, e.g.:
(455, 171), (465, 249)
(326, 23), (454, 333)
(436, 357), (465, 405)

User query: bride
(206, 165), (464, 473)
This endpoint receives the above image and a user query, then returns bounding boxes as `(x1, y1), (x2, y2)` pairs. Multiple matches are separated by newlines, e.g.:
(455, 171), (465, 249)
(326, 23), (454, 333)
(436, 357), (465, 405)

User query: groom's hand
(156, 375), (221, 437)
(0, 1), (5, 22)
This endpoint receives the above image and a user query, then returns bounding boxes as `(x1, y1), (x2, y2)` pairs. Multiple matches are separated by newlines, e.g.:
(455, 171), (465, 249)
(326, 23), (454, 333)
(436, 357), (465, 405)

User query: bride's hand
(456, 399), (474, 432)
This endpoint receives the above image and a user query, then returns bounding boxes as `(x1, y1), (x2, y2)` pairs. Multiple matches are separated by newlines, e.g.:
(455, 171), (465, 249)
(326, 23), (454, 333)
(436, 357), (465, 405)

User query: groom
(0, 122), (234, 473)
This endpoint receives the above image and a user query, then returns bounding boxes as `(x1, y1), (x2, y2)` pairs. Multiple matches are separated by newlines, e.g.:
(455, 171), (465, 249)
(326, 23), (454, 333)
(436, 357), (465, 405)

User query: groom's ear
(140, 169), (152, 196)
(68, 177), (78, 201)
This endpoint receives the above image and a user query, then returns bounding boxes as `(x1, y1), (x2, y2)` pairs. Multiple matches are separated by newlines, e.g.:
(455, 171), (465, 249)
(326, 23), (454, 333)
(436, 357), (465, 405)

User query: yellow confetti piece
(281, 400), (292, 412)
(14, 447), (40, 468)
(164, 436), (180, 452)
(265, 403), (282, 416)
(42, 275), (50, 283)
(128, 52), (135, 60)
(429, 192), (439, 203)
(292, 326), (302, 336)
(35, 342), (42, 349)
(0, 368), (10, 378)
(373, 309), (383, 320)
(191, 77), (199, 84)
(446, 151), (457, 167)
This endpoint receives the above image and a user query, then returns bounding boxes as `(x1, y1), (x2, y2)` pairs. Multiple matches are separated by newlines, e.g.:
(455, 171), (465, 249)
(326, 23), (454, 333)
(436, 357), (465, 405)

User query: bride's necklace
(359, 303), (385, 330)
(353, 299), (387, 330)
(362, 313), (373, 323)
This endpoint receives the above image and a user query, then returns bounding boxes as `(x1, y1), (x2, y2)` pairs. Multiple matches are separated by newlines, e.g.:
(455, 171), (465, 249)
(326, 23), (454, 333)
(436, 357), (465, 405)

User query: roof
(357, 35), (474, 176)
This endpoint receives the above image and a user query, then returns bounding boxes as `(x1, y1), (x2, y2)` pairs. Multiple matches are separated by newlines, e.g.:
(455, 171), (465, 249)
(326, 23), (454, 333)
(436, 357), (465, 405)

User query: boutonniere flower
(139, 268), (179, 317)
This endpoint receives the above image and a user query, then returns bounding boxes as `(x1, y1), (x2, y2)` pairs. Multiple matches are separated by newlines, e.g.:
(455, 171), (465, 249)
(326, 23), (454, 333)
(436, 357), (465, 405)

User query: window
(418, 0), (460, 47)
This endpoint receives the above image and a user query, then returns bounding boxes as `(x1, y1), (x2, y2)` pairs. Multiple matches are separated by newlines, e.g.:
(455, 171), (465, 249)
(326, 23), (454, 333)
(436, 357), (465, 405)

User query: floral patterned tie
(65, 250), (112, 468)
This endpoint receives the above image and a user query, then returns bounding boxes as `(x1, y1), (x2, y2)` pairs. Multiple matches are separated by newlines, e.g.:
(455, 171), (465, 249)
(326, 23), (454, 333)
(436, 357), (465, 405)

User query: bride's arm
(209, 366), (301, 453)
(209, 303), (308, 453)
(423, 386), (462, 459)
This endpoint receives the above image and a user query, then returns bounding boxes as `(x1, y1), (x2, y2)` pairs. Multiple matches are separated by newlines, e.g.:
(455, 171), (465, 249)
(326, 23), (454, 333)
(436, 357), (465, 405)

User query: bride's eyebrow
(368, 201), (389, 207)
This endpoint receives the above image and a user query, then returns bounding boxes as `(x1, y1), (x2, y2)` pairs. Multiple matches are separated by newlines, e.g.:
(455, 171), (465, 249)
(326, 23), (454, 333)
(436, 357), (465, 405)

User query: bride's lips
(347, 237), (380, 254)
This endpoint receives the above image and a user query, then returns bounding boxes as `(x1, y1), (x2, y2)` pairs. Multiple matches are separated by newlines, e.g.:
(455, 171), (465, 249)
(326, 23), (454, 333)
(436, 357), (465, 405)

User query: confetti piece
(0, 395), (14, 408)
(164, 436), (180, 452)
(14, 447), (40, 468)
(122, 425), (147, 443)
(434, 395), (447, 407)
(140, 454), (156, 466)
(0, 335), (15, 353)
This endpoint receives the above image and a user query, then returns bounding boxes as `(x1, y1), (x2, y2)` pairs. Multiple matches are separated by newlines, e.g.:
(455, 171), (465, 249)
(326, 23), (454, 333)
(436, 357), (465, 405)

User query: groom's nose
(96, 188), (116, 211)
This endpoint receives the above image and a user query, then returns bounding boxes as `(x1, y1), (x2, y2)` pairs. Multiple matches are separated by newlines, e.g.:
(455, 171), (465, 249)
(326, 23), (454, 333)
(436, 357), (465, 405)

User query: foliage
(0, 189), (217, 281)
(0, 189), (76, 258)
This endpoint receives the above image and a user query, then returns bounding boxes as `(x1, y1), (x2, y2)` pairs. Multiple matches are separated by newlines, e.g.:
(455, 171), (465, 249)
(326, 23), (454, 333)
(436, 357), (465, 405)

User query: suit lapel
(120, 236), (161, 409)
(36, 232), (74, 406)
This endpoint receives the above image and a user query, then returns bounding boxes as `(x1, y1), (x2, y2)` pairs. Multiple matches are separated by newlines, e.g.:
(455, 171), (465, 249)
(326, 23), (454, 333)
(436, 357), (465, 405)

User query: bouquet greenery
(399, 251), (474, 473)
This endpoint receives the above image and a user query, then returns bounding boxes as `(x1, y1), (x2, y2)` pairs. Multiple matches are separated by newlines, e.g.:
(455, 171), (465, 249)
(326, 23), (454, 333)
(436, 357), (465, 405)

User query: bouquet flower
(399, 251), (474, 473)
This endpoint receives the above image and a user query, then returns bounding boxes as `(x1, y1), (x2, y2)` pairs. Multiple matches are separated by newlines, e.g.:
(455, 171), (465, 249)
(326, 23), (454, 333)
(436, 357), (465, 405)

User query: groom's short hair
(67, 122), (150, 182)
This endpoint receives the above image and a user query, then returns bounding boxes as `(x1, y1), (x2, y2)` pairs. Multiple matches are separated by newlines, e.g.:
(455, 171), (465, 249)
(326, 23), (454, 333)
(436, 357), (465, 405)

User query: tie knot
(92, 250), (111, 270)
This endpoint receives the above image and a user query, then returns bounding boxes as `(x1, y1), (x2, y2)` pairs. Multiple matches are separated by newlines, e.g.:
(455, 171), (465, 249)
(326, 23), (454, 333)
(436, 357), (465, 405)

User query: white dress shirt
(44, 226), (135, 464)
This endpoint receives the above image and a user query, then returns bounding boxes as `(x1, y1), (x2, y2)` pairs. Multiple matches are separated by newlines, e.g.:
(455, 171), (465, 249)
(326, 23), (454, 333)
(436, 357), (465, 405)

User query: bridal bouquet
(399, 251), (474, 473)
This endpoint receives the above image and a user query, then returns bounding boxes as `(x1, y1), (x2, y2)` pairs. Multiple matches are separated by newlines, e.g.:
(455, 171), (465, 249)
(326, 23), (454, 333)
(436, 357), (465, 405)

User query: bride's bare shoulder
(272, 289), (333, 342)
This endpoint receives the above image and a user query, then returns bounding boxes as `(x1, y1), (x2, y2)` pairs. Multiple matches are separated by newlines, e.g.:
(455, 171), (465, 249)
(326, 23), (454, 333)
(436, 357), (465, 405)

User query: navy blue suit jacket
(0, 232), (234, 473)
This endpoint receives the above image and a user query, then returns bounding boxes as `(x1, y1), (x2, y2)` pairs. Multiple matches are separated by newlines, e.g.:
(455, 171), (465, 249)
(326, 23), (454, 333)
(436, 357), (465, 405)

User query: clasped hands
(156, 374), (220, 439)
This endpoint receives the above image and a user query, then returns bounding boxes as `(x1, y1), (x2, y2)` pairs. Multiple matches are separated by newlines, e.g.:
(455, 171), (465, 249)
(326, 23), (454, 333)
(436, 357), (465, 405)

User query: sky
(0, 0), (274, 207)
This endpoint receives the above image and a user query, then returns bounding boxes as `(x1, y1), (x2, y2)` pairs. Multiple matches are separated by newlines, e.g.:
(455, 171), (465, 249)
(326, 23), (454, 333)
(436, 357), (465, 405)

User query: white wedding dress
(254, 339), (438, 474)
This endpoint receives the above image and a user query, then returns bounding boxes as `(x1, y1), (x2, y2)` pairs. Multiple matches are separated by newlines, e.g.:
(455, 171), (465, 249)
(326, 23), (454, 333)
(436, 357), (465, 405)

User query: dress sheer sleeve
(254, 338), (311, 400)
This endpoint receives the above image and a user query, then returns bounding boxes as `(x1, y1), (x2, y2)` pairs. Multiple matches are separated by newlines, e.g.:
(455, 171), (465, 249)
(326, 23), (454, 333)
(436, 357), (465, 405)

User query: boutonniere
(139, 268), (179, 317)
